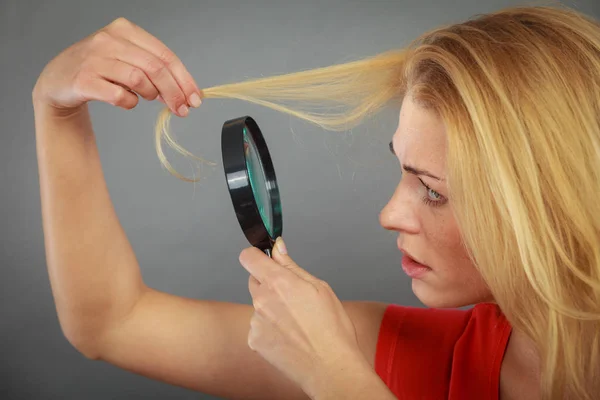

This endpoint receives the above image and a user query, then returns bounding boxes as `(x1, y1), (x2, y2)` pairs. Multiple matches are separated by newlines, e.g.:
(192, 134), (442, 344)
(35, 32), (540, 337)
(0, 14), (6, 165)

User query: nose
(379, 182), (420, 234)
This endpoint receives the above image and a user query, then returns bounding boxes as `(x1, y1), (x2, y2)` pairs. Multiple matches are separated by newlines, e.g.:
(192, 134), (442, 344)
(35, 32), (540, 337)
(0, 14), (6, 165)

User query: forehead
(393, 95), (447, 168)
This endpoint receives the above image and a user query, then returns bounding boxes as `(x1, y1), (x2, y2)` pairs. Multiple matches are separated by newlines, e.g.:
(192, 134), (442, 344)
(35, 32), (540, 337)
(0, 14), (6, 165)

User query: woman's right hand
(32, 17), (202, 117)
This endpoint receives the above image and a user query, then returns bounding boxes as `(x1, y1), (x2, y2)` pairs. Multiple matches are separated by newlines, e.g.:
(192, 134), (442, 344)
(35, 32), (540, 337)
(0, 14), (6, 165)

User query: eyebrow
(389, 140), (444, 181)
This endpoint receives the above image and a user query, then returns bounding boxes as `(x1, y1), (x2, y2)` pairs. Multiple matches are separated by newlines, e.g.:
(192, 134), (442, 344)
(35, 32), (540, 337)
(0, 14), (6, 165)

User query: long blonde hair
(155, 4), (600, 399)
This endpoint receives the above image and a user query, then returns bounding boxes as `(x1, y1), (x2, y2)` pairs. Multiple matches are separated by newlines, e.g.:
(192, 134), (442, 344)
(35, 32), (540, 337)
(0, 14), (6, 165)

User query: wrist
(304, 355), (375, 399)
(33, 96), (88, 122)
(32, 82), (87, 120)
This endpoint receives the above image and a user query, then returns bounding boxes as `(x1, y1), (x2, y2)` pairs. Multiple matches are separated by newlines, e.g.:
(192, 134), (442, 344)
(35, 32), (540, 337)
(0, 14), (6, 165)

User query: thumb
(273, 237), (316, 282)
(272, 236), (291, 264)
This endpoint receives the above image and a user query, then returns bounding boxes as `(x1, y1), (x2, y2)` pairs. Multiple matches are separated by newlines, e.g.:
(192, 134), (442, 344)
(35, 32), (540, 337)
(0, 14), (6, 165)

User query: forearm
(33, 97), (146, 357)
(306, 359), (397, 400)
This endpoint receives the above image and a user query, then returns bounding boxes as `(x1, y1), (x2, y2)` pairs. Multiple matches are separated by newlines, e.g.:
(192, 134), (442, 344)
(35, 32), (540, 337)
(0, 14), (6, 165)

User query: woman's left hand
(238, 237), (370, 395)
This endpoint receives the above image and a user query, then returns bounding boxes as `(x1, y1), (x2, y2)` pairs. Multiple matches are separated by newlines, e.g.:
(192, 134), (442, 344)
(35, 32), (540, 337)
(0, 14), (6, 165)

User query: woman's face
(379, 94), (493, 308)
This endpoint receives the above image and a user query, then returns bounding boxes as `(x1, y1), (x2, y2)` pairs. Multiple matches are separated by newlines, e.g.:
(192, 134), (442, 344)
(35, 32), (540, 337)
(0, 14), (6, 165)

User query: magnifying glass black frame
(221, 116), (282, 257)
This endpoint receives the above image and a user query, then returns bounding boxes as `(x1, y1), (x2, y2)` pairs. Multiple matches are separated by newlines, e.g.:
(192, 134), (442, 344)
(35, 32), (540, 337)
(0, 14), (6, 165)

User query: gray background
(2, 0), (598, 399)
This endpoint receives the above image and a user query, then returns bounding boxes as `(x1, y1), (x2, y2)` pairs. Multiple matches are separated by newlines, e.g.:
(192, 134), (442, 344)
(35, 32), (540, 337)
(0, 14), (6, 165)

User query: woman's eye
(427, 187), (441, 200)
(418, 178), (446, 207)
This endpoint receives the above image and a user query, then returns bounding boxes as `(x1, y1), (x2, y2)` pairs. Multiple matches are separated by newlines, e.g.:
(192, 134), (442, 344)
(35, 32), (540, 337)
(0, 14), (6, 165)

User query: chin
(411, 279), (491, 308)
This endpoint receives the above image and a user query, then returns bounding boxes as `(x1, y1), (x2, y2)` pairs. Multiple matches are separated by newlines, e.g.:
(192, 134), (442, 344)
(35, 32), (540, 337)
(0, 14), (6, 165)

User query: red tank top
(375, 303), (512, 399)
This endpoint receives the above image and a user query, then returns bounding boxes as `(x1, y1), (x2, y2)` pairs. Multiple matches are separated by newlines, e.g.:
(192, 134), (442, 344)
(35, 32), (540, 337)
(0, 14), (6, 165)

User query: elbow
(64, 330), (102, 360)
(62, 325), (103, 360)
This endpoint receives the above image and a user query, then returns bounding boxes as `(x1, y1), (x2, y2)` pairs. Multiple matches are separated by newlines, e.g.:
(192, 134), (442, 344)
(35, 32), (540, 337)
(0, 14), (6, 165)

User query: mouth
(399, 247), (426, 265)
(399, 247), (432, 279)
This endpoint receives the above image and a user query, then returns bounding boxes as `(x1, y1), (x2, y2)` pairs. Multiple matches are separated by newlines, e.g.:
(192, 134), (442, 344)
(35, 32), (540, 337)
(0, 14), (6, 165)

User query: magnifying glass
(221, 116), (283, 258)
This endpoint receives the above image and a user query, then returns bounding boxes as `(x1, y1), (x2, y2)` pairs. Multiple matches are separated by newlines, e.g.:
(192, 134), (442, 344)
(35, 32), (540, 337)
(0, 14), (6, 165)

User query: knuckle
(113, 88), (126, 104)
(253, 299), (264, 312)
(317, 279), (330, 287)
(168, 92), (186, 107)
(145, 57), (166, 77)
(127, 68), (146, 88)
(73, 71), (91, 92)
(316, 279), (332, 292)
(180, 78), (196, 95)
(90, 30), (111, 46)
(108, 17), (131, 31)
(113, 87), (130, 106)
(158, 48), (176, 65)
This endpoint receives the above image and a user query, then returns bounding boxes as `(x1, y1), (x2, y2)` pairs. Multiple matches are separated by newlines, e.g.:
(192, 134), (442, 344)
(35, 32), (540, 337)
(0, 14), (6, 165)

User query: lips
(400, 252), (431, 279)
(398, 246), (432, 279)
(399, 247), (427, 267)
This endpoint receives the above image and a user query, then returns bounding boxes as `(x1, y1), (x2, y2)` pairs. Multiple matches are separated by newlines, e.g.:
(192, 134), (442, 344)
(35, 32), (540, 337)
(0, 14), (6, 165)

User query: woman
(33, 4), (600, 400)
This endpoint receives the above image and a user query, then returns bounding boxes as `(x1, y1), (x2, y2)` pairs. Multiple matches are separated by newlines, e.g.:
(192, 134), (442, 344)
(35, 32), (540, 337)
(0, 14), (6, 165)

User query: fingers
(110, 36), (190, 115)
(95, 58), (159, 101)
(104, 18), (202, 114)
(239, 247), (276, 284)
(77, 76), (139, 110)
(249, 274), (260, 296)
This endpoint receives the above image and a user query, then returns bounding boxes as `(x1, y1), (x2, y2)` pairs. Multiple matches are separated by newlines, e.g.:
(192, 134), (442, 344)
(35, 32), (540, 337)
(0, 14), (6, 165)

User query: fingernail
(276, 237), (287, 255)
(189, 93), (202, 108)
(178, 104), (189, 117)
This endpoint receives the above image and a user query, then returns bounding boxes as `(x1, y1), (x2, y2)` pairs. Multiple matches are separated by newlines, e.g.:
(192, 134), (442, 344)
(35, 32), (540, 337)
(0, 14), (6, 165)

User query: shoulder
(376, 303), (475, 355)
(375, 303), (511, 399)
(451, 303), (512, 398)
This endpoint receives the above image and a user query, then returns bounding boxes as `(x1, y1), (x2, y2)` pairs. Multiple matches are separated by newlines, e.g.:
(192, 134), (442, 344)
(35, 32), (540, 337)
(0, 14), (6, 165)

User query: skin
(379, 93), (541, 399)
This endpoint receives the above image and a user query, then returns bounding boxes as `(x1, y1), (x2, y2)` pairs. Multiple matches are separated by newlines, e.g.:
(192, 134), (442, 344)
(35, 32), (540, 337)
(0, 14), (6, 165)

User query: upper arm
(91, 287), (389, 400)
(342, 300), (390, 368)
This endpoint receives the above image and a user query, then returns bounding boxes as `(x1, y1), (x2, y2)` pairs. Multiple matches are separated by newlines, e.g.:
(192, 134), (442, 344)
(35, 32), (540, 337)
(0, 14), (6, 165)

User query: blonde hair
(155, 3), (600, 399)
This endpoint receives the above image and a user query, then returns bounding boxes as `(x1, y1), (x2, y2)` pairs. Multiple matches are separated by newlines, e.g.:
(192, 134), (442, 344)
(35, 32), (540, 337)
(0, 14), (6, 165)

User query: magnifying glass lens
(222, 116), (282, 254)
(243, 127), (273, 237)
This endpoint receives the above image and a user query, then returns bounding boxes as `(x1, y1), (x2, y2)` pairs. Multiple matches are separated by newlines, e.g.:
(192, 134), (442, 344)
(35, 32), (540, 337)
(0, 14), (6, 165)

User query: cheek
(426, 213), (461, 256)
(403, 203), (497, 307)
(429, 215), (490, 293)
(425, 213), (475, 275)
(416, 213), (493, 307)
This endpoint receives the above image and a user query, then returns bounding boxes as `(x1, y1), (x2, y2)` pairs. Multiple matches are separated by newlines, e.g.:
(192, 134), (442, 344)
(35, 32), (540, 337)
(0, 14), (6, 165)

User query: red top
(375, 303), (512, 399)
